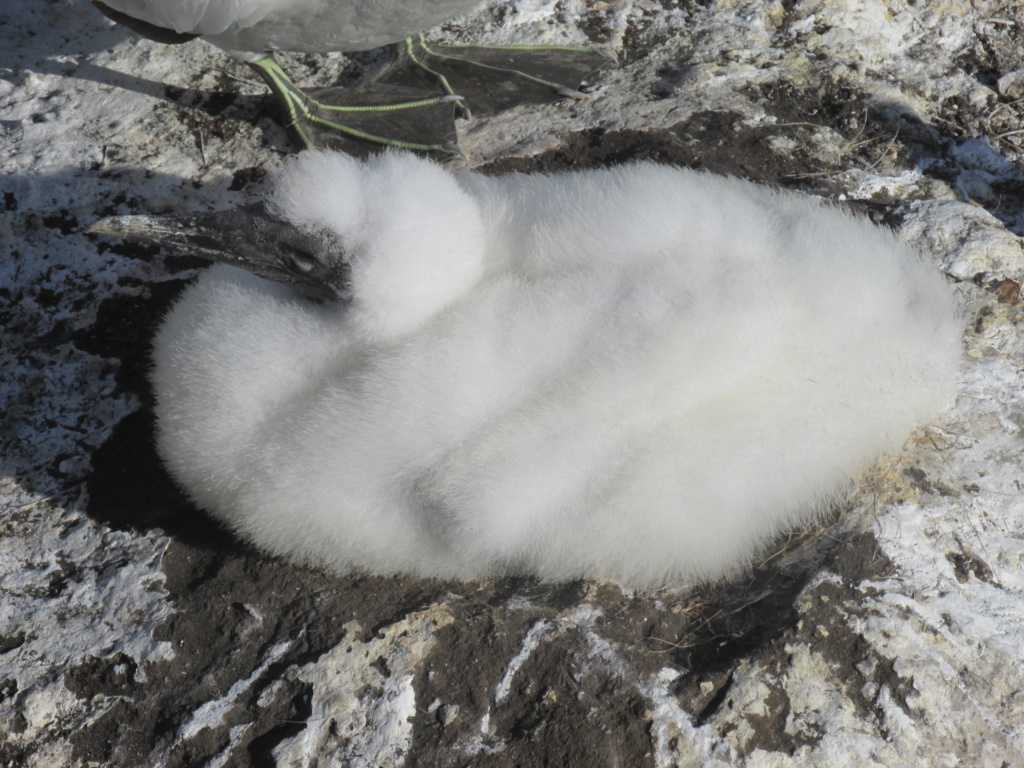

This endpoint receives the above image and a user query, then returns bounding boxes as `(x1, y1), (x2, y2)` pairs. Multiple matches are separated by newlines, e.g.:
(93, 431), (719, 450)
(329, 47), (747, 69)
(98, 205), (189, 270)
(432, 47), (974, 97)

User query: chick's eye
(290, 252), (316, 273)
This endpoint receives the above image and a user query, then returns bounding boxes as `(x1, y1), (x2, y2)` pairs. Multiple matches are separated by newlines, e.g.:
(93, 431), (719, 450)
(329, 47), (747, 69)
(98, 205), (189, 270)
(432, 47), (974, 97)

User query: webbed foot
(250, 35), (613, 154)
(384, 33), (615, 118)
(250, 54), (463, 155)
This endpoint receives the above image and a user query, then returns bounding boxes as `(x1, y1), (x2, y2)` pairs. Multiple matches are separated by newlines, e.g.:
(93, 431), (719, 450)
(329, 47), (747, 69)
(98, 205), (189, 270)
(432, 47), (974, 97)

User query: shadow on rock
(70, 271), (239, 552)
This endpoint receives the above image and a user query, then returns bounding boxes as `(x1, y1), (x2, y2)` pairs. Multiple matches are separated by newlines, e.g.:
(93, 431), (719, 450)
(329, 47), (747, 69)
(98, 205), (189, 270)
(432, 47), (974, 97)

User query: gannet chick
(91, 152), (962, 588)
(90, 0), (608, 153)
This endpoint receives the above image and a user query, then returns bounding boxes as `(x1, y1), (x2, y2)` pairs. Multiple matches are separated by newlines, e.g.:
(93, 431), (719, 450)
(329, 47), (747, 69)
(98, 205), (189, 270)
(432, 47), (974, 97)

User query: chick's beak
(87, 206), (345, 302)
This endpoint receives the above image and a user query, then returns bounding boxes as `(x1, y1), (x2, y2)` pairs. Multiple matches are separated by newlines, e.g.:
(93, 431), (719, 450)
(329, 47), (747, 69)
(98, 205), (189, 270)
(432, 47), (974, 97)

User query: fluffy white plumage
(152, 151), (961, 587)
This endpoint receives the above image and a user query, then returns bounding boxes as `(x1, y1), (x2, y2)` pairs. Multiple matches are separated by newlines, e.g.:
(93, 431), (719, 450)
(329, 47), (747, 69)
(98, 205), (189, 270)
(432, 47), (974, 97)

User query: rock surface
(2, 1), (1023, 766)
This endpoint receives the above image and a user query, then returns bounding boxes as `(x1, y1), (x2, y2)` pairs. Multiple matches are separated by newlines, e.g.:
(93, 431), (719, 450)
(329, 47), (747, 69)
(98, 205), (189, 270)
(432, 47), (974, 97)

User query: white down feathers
(152, 151), (962, 587)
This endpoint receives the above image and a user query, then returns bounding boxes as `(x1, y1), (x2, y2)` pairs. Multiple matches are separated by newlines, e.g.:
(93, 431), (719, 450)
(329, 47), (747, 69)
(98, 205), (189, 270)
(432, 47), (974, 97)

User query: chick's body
(152, 152), (961, 587)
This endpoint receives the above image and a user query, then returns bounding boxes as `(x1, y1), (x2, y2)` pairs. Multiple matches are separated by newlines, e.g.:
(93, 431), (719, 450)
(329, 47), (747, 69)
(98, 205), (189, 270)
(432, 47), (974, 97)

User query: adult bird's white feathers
(151, 151), (962, 587)
(94, 0), (483, 55)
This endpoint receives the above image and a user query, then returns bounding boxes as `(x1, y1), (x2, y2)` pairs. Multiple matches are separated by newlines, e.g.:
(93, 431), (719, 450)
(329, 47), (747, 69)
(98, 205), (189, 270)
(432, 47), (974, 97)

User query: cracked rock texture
(2, 0), (1024, 766)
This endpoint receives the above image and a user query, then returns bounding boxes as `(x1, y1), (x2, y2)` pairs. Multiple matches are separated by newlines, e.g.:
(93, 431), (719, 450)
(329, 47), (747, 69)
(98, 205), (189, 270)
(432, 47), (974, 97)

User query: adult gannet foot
(250, 35), (610, 152)
(249, 54), (463, 154)
(382, 34), (614, 119)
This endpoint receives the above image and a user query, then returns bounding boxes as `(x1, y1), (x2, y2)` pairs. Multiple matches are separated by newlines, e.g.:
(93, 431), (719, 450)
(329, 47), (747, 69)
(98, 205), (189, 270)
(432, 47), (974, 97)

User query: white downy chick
(101, 151), (962, 587)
